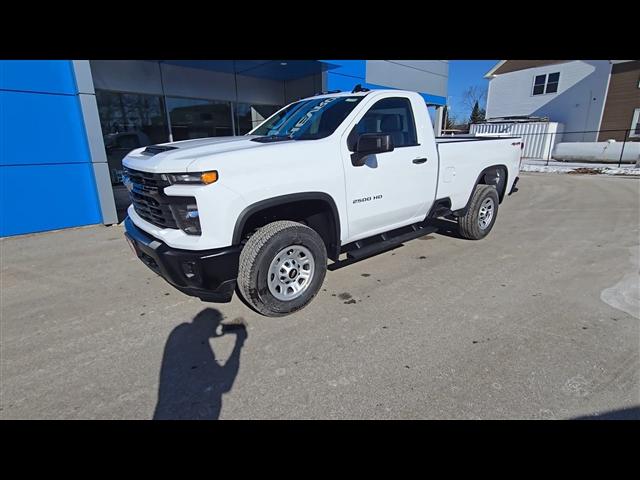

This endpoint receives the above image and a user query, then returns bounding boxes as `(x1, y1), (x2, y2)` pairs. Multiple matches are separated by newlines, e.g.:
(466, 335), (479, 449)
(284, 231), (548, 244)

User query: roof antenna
(351, 84), (370, 93)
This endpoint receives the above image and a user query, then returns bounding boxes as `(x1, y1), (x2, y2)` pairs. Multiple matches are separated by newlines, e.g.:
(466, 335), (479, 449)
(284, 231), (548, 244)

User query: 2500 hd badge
(353, 194), (383, 204)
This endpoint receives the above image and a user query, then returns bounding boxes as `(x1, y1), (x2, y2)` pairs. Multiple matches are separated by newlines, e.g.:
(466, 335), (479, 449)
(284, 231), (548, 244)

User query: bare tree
(461, 85), (488, 112)
(444, 107), (468, 132)
(443, 106), (455, 130)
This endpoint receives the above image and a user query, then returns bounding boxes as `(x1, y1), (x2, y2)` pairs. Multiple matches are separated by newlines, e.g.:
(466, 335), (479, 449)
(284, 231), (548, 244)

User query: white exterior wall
(366, 60), (448, 98)
(486, 61), (612, 142)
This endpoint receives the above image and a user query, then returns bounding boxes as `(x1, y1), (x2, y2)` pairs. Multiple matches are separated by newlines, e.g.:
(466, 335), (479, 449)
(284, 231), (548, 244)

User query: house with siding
(484, 60), (640, 142)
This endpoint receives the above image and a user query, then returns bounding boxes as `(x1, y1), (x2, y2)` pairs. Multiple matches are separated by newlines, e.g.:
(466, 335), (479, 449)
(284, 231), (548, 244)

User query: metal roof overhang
(158, 60), (341, 81)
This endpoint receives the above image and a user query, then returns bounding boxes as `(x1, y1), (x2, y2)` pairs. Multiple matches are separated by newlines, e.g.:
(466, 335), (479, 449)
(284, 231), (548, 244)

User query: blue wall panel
(0, 163), (102, 236)
(325, 60), (367, 93)
(1, 90), (91, 166)
(0, 60), (77, 95)
(321, 60), (366, 80)
(0, 60), (103, 237)
(326, 73), (366, 92)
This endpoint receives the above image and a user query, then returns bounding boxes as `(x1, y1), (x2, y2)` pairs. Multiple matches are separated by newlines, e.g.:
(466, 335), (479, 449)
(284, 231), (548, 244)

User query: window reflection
(95, 90), (284, 222)
(167, 97), (233, 141)
(96, 90), (170, 184)
(236, 103), (282, 135)
(356, 97), (418, 147)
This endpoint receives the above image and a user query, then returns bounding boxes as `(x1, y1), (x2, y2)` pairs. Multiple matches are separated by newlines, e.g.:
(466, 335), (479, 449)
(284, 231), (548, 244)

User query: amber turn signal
(201, 171), (218, 184)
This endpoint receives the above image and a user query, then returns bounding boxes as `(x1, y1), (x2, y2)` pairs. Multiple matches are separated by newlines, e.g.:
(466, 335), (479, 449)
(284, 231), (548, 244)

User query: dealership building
(0, 60), (449, 237)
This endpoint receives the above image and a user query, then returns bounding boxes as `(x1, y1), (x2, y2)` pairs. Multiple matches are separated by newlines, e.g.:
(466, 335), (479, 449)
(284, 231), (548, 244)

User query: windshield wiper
(251, 135), (293, 143)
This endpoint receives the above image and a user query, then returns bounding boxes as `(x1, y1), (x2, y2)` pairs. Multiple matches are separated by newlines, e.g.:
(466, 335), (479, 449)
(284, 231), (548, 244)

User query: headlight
(170, 202), (201, 235)
(163, 171), (218, 185)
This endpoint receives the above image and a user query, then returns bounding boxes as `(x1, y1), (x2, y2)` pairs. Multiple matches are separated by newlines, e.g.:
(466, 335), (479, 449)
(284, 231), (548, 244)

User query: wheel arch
(455, 164), (509, 216)
(232, 192), (342, 261)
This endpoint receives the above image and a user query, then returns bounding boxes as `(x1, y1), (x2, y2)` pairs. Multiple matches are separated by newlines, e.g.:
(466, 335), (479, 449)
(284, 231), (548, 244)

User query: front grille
(123, 168), (179, 229)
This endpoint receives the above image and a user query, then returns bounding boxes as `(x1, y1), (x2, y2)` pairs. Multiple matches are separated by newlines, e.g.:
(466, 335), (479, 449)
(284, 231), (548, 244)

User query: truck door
(340, 94), (438, 242)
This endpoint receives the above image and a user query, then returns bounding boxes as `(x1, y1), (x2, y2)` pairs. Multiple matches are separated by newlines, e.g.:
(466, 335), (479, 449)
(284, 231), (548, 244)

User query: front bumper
(124, 217), (241, 303)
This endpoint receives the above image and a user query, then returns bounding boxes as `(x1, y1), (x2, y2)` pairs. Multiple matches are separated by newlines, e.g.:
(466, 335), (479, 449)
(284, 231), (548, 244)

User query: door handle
(412, 157), (428, 164)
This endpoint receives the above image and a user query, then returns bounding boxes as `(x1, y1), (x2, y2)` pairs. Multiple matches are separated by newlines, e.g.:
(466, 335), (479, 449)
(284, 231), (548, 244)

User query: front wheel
(237, 221), (327, 317)
(457, 184), (500, 240)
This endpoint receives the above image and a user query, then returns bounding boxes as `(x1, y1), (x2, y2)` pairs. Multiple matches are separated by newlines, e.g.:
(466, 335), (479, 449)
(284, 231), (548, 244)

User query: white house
(484, 60), (640, 142)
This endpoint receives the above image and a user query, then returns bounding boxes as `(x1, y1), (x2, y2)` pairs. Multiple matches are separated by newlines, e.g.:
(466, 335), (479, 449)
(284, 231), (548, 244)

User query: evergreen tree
(470, 100), (485, 124)
(444, 106), (455, 130)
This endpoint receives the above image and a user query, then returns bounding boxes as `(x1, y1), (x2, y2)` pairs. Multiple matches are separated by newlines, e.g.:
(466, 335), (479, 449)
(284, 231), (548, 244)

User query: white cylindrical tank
(552, 140), (640, 164)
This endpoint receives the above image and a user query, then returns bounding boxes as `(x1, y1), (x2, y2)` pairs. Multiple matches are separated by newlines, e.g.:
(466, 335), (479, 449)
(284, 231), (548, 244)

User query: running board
(337, 223), (438, 263)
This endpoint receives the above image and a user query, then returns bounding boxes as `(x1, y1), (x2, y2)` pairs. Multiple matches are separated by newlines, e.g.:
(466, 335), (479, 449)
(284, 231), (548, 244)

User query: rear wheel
(457, 184), (499, 240)
(237, 221), (327, 317)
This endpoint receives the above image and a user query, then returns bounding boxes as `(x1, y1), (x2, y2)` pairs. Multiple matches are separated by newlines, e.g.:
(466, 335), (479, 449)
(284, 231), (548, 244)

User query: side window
(353, 97), (418, 148)
(532, 72), (560, 96)
(532, 74), (546, 95)
(546, 72), (560, 93)
(631, 108), (640, 138)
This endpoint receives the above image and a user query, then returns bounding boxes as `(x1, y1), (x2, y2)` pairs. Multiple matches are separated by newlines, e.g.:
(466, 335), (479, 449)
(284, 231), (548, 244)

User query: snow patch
(601, 246), (640, 320)
(521, 164), (640, 176)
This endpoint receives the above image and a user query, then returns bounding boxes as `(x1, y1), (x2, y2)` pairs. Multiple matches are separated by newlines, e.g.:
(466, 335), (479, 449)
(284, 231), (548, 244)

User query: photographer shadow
(153, 308), (247, 420)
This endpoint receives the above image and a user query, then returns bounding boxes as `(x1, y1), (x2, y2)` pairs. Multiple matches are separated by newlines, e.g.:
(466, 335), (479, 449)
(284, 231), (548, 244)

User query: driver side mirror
(351, 133), (394, 166)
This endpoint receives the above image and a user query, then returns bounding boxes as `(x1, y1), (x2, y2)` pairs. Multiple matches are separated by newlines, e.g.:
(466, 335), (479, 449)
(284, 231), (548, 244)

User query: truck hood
(122, 135), (294, 173)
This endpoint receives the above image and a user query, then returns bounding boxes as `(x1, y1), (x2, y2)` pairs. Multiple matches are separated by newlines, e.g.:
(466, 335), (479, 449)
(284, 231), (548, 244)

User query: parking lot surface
(1, 173), (639, 419)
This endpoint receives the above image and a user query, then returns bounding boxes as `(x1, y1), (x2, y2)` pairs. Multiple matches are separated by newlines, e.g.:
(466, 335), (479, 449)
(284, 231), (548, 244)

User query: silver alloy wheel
(478, 197), (495, 230)
(267, 245), (315, 301)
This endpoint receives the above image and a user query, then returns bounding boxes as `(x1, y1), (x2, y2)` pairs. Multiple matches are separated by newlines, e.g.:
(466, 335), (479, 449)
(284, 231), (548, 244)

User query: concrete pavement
(1, 172), (639, 419)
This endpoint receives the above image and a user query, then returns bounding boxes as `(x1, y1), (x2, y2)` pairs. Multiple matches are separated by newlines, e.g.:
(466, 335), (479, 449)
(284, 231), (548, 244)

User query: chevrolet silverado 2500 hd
(123, 87), (521, 316)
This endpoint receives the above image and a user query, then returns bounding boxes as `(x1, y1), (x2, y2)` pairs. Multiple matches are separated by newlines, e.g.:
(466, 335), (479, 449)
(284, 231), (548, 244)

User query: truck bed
(435, 135), (520, 143)
(434, 136), (522, 211)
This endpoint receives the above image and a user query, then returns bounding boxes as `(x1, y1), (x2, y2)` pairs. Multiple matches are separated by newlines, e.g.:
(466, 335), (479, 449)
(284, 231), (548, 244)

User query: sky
(447, 60), (498, 120)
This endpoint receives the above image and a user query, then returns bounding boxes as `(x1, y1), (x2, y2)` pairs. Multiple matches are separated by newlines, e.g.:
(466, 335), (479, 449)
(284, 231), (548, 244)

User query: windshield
(250, 96), (364, 142)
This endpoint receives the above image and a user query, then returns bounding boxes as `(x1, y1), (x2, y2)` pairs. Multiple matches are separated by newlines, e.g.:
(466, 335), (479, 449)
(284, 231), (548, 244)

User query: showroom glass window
(236, 103), (282, 135)
(166, 97), (233, 141)
(95, 90), (170, 184)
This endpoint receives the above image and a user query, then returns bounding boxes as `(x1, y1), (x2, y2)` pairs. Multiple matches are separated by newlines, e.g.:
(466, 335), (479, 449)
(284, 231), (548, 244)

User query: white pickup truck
(123, 87), (522, 316)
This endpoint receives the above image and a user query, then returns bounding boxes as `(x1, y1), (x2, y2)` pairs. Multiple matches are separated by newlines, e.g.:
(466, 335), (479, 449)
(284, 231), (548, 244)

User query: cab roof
(305, 89), (412, 101)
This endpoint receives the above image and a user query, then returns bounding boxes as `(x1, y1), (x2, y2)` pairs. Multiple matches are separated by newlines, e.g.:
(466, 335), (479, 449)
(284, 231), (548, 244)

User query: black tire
(457, 184), (500, 240)
(237, 220), (327, 317)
